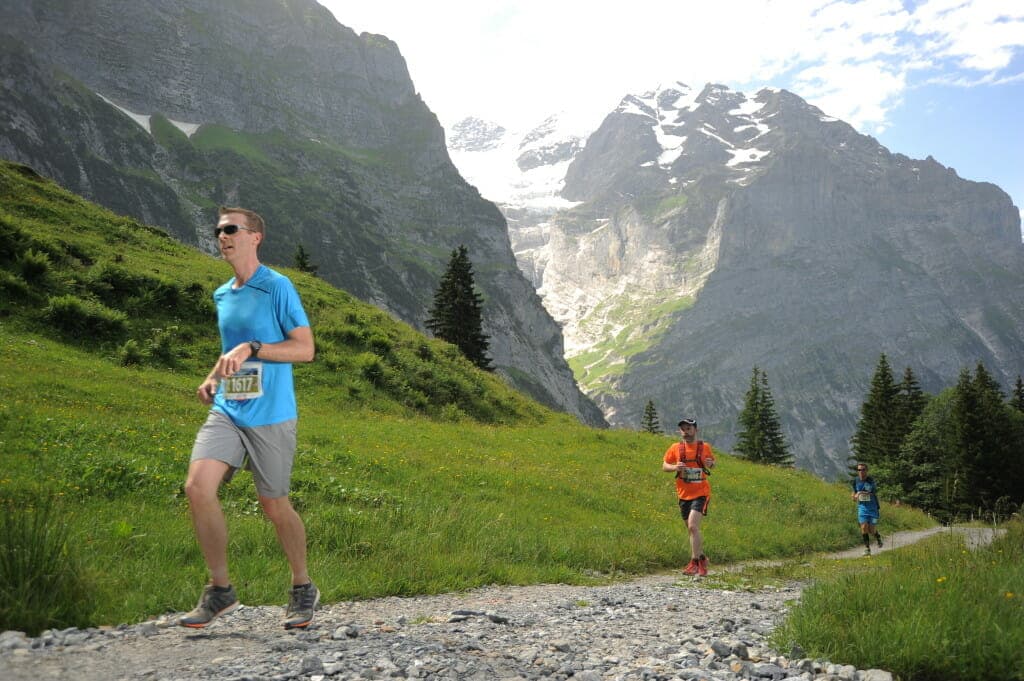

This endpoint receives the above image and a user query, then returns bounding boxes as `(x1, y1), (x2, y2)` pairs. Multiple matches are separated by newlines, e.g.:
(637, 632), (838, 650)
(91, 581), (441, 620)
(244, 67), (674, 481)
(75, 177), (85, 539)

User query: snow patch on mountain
(448, 113), (591, 211)
(94, 92), (201, 137)
(727, 147), (771, 166)
(728, 98), (767, 118)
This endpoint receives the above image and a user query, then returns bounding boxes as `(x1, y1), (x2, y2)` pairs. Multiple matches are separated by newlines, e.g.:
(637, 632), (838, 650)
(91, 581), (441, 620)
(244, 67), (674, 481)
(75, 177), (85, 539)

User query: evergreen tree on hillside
(293, 243), (318, 276)
(735, 367), (763, 461)
(425, 245), (493, 371)
(851, 354), (900, 474)
(1010, 375), (1024, 414)
(883, 365), (931, 493)
(735, 367), (792, 465)
(1005, 408), (1024, 516)
(895, 366), (929, 437)
(897, 389), (958, 521)
(952, 363), (1018, 514)
(969, 365), (1024, 515)
(756, 370), (792, 465)
(641, 400), (662, 434)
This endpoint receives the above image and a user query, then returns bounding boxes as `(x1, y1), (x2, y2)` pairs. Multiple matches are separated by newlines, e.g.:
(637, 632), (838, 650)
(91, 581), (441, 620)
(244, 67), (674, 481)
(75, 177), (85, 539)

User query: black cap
(678, 418), (697, 428)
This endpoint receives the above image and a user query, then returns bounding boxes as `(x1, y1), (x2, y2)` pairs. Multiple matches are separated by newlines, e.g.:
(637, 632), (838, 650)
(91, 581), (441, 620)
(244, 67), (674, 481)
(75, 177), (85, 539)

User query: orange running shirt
(664, 441), (715, 500)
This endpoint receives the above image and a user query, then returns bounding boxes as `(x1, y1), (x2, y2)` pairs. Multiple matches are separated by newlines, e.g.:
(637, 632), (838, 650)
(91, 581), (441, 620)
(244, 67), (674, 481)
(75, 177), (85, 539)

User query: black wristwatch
(248, 340), (262, 358)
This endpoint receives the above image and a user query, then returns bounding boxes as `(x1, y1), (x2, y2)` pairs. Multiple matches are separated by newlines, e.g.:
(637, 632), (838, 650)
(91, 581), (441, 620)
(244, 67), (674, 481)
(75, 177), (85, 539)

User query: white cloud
(908, 1), (1024, 70)
(792, 60), (908, 130)
(322, 0), (1023, 133)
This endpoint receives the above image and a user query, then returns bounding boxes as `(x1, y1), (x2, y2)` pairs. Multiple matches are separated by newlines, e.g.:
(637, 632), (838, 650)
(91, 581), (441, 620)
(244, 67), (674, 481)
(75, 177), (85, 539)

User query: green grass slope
(0, 161), (932, 633)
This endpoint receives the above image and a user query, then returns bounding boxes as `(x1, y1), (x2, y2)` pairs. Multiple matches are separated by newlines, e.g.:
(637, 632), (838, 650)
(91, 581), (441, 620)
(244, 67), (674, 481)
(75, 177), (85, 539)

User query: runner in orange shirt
(662, 417), (717, 576)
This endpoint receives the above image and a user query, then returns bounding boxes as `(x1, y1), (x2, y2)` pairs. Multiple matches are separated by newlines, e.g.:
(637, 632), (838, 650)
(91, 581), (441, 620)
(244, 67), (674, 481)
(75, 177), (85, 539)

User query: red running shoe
(682, 559), (700, 575)
(697, 555), (709, 576)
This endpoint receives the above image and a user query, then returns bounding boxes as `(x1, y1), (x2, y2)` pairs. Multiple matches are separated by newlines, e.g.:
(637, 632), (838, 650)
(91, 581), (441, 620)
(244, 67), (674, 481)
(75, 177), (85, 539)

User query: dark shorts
(679, 497), (710, 519)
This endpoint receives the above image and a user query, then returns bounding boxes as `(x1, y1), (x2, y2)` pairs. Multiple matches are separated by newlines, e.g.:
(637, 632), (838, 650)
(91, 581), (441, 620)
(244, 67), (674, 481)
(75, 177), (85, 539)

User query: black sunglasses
(214, 224), (256, 237)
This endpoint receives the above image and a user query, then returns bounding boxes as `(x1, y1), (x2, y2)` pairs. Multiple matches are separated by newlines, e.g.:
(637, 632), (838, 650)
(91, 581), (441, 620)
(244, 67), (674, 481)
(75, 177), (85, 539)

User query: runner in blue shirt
(851, 463), (883, 555)
(179, 206), (319, 630)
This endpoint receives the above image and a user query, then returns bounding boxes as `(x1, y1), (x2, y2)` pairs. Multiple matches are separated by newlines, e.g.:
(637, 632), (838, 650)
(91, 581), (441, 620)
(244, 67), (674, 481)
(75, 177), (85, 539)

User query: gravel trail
(0, 527), (1000, 681)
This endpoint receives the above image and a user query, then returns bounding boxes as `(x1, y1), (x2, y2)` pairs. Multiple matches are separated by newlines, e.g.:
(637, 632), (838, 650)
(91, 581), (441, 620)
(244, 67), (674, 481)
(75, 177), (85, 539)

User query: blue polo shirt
(211, 265), (309, 427)
(852, 477), (881, 515)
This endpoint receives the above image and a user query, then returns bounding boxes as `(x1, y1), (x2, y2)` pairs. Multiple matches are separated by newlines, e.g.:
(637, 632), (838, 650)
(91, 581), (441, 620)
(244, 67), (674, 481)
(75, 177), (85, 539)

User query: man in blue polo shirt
(179, 206), (318, 630)
(851, 463), (883, 556)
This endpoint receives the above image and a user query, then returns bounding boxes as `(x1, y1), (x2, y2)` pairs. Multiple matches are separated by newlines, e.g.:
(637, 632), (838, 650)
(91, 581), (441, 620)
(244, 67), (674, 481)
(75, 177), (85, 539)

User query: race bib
(682, 467), (704, 483)
(222, 361), (263, 400)
(857, 491), (872, 502)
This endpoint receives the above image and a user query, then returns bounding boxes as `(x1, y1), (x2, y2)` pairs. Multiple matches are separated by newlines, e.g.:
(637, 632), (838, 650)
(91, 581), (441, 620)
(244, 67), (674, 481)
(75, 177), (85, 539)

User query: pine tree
(641, 400), (662, 434)
(734, 367), (763, 461)
(851, 354), (900, 474)
(952, 363), (1016, 514)
(735, 367), (792, 465)
(293, 243), (318, 276)
(897, 389), (957, 521)
(757, 370), (793, 465)
(1009, 375), (1024, 414)
(882, 365), (931, 494)
(1007, 377), (1024, 513)
(895, 366), (928, 438)
(425, 245), (493, 371)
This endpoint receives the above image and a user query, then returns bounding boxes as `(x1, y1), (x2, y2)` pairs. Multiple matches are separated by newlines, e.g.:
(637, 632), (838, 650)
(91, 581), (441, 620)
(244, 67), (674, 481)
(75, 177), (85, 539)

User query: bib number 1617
(222, 361), (264, 400)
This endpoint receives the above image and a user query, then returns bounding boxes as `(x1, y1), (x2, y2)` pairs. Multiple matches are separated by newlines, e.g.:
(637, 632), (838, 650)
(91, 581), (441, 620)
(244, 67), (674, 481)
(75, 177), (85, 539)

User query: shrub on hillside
(0, 269), (32, 307)
(118, 339), (144, 366)
(145, 326), (178, 366)
(85, 261), (184, 314)
(118, 328), (179, 368)
(356, 352), (385, 386)
(44, 294), (127, 340)
(0, 218), (31, 266)
(439, 403), (466, 422)
(18, 248), (51, 286)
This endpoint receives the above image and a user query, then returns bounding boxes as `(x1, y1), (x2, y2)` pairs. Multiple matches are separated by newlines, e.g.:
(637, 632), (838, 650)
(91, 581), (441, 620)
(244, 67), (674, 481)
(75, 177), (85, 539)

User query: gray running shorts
(190, 410), (297, 498)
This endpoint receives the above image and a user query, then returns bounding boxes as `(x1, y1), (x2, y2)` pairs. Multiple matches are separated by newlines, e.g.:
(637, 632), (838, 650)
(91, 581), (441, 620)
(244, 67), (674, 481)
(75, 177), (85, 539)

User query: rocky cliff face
(452, 83), (1024, 477)
(0, 0), (605, 427)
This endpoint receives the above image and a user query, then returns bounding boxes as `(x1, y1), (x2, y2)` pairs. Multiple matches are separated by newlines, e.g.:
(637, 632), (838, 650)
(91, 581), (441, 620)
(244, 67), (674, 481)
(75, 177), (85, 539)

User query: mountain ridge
(450, 82), (1024, 476)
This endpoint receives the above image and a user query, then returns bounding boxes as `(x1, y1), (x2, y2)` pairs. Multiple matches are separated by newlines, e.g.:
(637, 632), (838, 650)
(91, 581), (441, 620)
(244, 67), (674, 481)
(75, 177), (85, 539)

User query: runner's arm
(242, 325), (315, 364)
(663, 447), (682, 472)
(196, 326), (314, 404)
(213, 325), (315, 378)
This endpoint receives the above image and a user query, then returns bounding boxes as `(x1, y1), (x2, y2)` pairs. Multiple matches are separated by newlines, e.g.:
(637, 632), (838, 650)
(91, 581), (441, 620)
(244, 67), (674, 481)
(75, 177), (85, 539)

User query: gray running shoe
(179, 584), (239, 628)
(284, 582), (320, 630)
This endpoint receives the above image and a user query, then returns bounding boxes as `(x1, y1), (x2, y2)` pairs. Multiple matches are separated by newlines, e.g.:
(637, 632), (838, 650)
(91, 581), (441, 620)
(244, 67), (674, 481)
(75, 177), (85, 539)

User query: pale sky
(321, 0), (1024, 220)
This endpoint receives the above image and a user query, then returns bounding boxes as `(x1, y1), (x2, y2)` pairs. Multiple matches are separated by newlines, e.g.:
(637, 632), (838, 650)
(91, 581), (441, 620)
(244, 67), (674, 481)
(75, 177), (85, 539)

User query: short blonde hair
(218, 206), (264, 252)
(218, 206), (266, 237)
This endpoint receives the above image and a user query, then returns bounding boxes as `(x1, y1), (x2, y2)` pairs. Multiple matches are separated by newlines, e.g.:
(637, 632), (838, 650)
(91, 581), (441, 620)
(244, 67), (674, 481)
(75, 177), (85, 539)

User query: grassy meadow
(3, 327), (933, 631)
(11, 159), (1019, 681)
(768, 522), (1024, 681)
